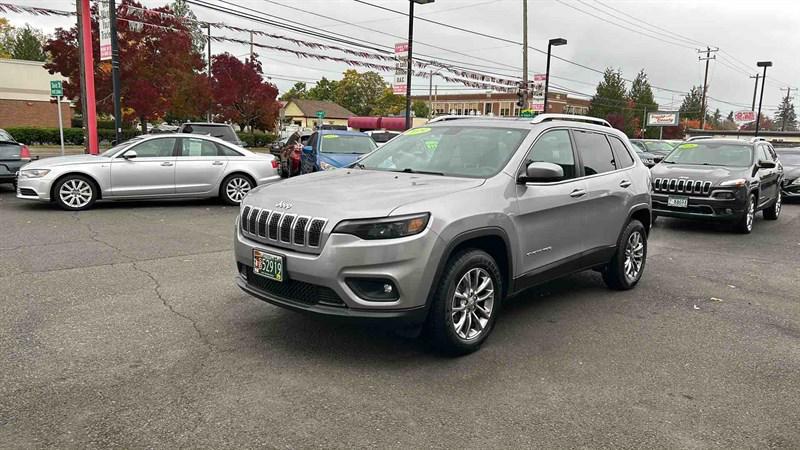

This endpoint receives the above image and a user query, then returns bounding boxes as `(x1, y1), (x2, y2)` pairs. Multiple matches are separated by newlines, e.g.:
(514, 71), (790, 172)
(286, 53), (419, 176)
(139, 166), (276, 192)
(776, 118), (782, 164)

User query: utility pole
(75, 0), (89, 151)
(749, 74), (760, 111)
(206, 23), (212, 122)
(780, 86), (796, 131)
(522, 0), (528, 109)
(698, 47), (718, 130)
(249, 30), (254, 60)
(109, 0), (122, 144)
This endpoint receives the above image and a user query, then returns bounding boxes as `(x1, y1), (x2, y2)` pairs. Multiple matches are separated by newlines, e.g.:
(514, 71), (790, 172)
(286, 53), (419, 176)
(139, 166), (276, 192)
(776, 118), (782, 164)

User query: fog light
(346, 278), (399, 301)
(725, 208), (733, 214)
(715, 191), (735, 199)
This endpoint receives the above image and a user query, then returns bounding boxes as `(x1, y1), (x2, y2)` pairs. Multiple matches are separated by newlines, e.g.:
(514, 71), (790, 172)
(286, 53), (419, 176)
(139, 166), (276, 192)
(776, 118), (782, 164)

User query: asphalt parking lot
(1, 183), (799, 448)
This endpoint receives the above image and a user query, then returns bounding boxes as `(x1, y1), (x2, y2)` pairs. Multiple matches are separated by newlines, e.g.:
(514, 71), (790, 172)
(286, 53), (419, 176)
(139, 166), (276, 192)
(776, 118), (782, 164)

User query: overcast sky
(5, 0), (798, 115)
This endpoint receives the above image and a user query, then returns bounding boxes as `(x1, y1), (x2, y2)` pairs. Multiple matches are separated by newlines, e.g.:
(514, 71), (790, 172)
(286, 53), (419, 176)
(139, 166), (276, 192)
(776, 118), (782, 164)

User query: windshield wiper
(353, 162), (365, 169)
(661, 160), (675, 164)
(397, 168), (445, 176)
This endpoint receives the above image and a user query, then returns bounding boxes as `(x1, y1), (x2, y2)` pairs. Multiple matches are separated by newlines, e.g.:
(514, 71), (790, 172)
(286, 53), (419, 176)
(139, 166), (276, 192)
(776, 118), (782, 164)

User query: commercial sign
(734, 110), (756, 125)
(393, 42), (408, 95)
(98, 0), (112, 61)
(530, 101), (544, 112)
(646, 111), (680, 127)
(531, 73), (546, 97)
(49, 80), (63, 97)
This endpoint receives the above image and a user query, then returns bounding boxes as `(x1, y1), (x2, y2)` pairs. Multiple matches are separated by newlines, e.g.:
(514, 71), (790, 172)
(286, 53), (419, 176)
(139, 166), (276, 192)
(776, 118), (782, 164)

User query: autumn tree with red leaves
(211, 53), (280, 132)
(44, 0), (209, 132)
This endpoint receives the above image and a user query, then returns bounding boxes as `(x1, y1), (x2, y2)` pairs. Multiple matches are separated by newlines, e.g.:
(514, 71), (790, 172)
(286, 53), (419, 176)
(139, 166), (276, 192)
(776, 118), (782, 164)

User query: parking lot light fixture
(544, 38), (567, 113)
(755, 61), (772, 137)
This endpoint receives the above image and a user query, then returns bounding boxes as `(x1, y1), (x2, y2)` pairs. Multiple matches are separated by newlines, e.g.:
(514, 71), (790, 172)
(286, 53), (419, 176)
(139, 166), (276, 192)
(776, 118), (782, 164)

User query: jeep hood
(245, 169), (485, 219)
(651, 163), (749, 184)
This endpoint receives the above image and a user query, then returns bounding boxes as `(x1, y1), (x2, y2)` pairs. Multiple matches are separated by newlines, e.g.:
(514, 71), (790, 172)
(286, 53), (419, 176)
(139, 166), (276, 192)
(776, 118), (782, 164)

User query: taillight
(271, 159), (279, 169)
(20, 145), (31, 160)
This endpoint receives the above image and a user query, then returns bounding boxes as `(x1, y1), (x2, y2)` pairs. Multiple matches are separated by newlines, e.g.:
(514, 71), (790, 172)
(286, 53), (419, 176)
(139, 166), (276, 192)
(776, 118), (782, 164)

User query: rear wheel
(221, 174), (253, 205)
(603, 220), (647, 290)
(763, 191), (781, 220)
(54, 175), (97, 211)
(734, 194), (756, 233)
(426, 249), (502, 356)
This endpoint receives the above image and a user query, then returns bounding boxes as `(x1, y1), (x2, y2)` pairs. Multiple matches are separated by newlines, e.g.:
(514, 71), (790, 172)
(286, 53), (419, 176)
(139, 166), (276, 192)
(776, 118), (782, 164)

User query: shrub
(5, 127), (140, 146)
(237, 131), (277, 148)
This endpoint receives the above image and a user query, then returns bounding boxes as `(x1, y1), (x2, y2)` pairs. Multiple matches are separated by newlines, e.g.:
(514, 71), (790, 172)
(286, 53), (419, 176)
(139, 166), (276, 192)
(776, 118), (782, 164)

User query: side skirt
(510, 245), (616, 295)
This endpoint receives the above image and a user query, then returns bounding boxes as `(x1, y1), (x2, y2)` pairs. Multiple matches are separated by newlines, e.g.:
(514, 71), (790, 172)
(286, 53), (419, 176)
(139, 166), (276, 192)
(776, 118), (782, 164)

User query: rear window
(0, 129), (15, 142)
(608, 136), (635, 168)
(181, 124), (238, 143)
(370, 132), (400, 143)
(319, 134), (377, 154)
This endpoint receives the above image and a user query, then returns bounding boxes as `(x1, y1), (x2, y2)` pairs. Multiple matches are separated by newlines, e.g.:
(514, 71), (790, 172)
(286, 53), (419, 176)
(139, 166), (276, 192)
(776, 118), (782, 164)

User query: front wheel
(763, 191), (781, 220)
(54, 175), (97, 211)
(221, 174), (253, 205)
(426, 249), (502, 356)
(603, 220), (647, 290)
(734, 194), (756, 233)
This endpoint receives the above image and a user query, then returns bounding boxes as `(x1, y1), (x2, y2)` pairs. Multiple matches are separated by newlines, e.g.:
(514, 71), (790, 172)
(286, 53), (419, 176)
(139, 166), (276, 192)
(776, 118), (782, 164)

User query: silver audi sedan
(16, 133), (279, 210)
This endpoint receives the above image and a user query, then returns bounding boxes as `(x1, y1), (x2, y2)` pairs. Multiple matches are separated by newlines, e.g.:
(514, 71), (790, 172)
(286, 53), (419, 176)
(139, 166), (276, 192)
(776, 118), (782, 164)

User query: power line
(592, 0), (711, 48)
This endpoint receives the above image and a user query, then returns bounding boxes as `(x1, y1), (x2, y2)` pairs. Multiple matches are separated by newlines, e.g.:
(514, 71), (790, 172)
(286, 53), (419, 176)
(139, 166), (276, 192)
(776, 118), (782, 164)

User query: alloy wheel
(746, 197), (755, 231)
(775, 192), (782, 217)
(226, 177), (251, 203)
(451, 268), (494, 341)
(623, 230), (645, 282)
(59, 179), (92, 209)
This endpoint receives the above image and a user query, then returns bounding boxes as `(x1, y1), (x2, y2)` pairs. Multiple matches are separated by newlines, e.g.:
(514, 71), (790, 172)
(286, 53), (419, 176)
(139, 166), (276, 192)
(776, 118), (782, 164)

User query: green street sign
(519, 109), (533, 118)
(315, 110), (325, 119)
(50, 80), (63, 97)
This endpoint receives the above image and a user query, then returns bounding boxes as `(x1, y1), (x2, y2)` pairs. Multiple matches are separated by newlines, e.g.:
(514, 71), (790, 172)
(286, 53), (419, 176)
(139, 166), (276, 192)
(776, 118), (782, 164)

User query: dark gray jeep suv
(234, 114), (652, 354)
(650, 139), (783, 233)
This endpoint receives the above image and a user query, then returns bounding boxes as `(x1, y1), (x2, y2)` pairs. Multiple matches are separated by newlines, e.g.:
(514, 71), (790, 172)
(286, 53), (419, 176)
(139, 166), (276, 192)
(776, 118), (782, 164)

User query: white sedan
(16, 133), (279, 210)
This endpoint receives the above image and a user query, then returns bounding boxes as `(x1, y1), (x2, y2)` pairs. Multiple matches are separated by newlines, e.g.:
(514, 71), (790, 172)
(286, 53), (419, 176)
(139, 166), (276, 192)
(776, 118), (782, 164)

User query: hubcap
(623, 230), (645, 282)
(775, 193), (781, 216)
(451, 268), (494, 341)
(59, 179), (92, 208)
(226, 177), (251, 202)
(747, 198), (755, 230)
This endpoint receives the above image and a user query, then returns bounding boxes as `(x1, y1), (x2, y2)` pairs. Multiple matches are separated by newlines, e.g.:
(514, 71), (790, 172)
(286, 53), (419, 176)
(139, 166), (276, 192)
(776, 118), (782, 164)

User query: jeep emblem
(275, 201), (293, 210)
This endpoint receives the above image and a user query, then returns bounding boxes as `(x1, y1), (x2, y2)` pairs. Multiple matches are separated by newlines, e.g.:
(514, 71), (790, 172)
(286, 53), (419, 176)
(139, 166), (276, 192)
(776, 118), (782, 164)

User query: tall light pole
(428, 67), (444, 118)
(543, 38), (567, 114)
(755, 61), (772, 137)
(522, 0), (528, 108)
(406, 0), (434, 130)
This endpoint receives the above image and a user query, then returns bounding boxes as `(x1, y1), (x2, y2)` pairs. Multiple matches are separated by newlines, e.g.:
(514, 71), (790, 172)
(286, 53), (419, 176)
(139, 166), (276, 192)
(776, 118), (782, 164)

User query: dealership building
(411, 91), (591, 117)
(0, 59), (72, 128)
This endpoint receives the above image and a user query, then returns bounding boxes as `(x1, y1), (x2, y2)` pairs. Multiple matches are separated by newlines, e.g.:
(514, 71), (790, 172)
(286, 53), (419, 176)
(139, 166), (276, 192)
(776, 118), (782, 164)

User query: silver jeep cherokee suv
(234, 114), (652, 354)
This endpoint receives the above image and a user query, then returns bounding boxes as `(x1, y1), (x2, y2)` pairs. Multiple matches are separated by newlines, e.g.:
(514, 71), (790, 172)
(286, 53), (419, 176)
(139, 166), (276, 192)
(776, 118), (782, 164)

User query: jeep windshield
(320, 134), (377, 154)
(356, 126), (529, 178)
(663, 142), (753, 167)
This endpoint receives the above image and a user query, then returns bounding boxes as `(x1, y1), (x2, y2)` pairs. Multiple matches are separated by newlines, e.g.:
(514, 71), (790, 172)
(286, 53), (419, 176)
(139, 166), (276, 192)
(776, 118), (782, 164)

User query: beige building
(282, 99), (354, 128)
(410, 91), (591, 117)
(0, 59), (72, 128)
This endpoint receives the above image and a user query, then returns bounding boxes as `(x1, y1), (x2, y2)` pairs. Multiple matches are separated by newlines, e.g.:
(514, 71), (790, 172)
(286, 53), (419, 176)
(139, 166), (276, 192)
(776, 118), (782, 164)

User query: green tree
(628, 69), (659, 137)
(0, 18), (13, 58)
(307, 77), (338, 102)
(171, 0), (205, 54)
(679, 86), (704, 121)
(280, 82), (308, 101)
(370, 88), (405, 116)
(710, 108), (722, 129)
(774, 95), (797, 131)
(588, 68), (629, 133)
(412, 99), (430, 118)
(10, 24), (46, 61)
(334, 70), (386, 116)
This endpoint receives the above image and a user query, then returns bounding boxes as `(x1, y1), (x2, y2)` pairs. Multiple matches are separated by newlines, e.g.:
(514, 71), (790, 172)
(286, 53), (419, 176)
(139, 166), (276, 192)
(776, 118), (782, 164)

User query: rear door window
(608, 136), (635, 168)
(573, 130), (617, 175)
(179, 138), (218, 157)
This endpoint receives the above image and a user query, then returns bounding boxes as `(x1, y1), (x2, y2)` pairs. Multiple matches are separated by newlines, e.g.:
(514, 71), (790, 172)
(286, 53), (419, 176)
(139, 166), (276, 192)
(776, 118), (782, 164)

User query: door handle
(161, 162), (173, 167)
(620, 179), (632, 188)
(212, 161), (224, 166)
(569, 188), (587, 198)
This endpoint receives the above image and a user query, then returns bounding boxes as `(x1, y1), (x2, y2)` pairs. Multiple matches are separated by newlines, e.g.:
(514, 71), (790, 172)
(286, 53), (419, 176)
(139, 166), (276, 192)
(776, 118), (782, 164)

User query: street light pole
(406, 0), (434, 130)
(108, 0), (122, 144)
(543, 38), (566, 114)
(755, 61), (772, 137)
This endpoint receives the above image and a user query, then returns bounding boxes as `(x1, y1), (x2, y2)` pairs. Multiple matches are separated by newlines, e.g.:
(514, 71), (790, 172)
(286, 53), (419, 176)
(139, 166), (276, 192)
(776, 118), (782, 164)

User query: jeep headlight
(720, 178), (747, 188)
(20, 169), (50, 178)
(319, 161), (336, 171)
(333, 213), (430, 240)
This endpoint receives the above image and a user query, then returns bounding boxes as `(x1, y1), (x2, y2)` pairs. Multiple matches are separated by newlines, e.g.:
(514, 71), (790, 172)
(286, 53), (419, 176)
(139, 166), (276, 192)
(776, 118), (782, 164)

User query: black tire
(53, 174), (97, 211)
(651, 213), (658, 225)
(220, 174), (253, 206)
(763, 191), (781, 220)
(603, 220), (647, 290)
(425, 249), (503, 356)
(734, 193), (756, 233)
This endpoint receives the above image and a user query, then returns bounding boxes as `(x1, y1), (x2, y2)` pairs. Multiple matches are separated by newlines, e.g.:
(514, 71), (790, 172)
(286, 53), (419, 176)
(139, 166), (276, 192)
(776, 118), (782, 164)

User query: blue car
(300, 130), (377, 173)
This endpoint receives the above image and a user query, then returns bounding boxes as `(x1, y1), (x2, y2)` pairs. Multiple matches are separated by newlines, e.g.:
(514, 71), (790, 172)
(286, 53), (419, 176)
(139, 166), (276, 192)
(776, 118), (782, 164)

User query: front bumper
(782, 180), (800, 198)
(15, 175), (54, 201)
(652, 191), (746, 221)
(234, 217), (443, 323)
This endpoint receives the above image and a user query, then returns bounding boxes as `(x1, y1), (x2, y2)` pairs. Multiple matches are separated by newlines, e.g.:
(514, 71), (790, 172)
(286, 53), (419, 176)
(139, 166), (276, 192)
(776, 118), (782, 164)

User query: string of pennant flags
(0, 1), (521, 92)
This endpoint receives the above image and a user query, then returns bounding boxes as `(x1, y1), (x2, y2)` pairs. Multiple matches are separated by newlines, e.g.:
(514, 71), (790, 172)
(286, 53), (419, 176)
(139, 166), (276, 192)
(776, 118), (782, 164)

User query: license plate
(253, 249), (284, 282)
(668, 196), (688, 208)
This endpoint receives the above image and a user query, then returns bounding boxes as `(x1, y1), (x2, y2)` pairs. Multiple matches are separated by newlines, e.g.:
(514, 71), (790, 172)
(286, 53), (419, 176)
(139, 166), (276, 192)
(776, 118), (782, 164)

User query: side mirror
(518, 161), (564, 183)
(758, 160), (776, 169)
(302, 145), (314, 154)
(123, 150), (138, 160)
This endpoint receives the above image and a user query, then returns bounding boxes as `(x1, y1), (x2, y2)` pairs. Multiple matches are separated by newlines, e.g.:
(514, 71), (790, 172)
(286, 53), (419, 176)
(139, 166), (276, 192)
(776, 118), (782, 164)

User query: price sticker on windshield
(405, 127), (431, 136)
(677, 143), (698, 150)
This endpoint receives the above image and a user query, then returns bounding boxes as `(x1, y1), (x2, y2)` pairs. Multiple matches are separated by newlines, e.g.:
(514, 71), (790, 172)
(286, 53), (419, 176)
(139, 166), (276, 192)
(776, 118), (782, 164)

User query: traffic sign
(520, 109), (534, 118)
(316, 110), (326, 119)
(50, 80), (63, 97)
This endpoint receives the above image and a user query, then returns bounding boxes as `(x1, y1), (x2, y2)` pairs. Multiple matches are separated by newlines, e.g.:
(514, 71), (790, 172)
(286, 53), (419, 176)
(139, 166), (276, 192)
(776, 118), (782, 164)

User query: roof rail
(685, 136), (714, 141)
(427, 114), (517, 124)
(749, 136), (768, 143)
(530, 114), (611, 127)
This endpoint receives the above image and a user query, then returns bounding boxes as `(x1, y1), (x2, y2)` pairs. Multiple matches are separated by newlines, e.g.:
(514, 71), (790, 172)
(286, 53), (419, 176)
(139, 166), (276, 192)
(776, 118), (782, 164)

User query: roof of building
(286, 99), (355, 119)
(0, 59), (68, 102)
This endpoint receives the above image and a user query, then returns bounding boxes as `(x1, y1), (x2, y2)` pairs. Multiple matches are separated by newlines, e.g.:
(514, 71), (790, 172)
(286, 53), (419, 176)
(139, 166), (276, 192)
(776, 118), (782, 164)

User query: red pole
(79, 0), (99, 154)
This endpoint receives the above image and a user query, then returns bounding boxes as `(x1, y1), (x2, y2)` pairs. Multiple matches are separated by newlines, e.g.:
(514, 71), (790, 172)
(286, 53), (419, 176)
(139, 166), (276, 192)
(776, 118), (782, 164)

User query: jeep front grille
(653, 178), (712, 196)
(241, 206), (328, 249)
